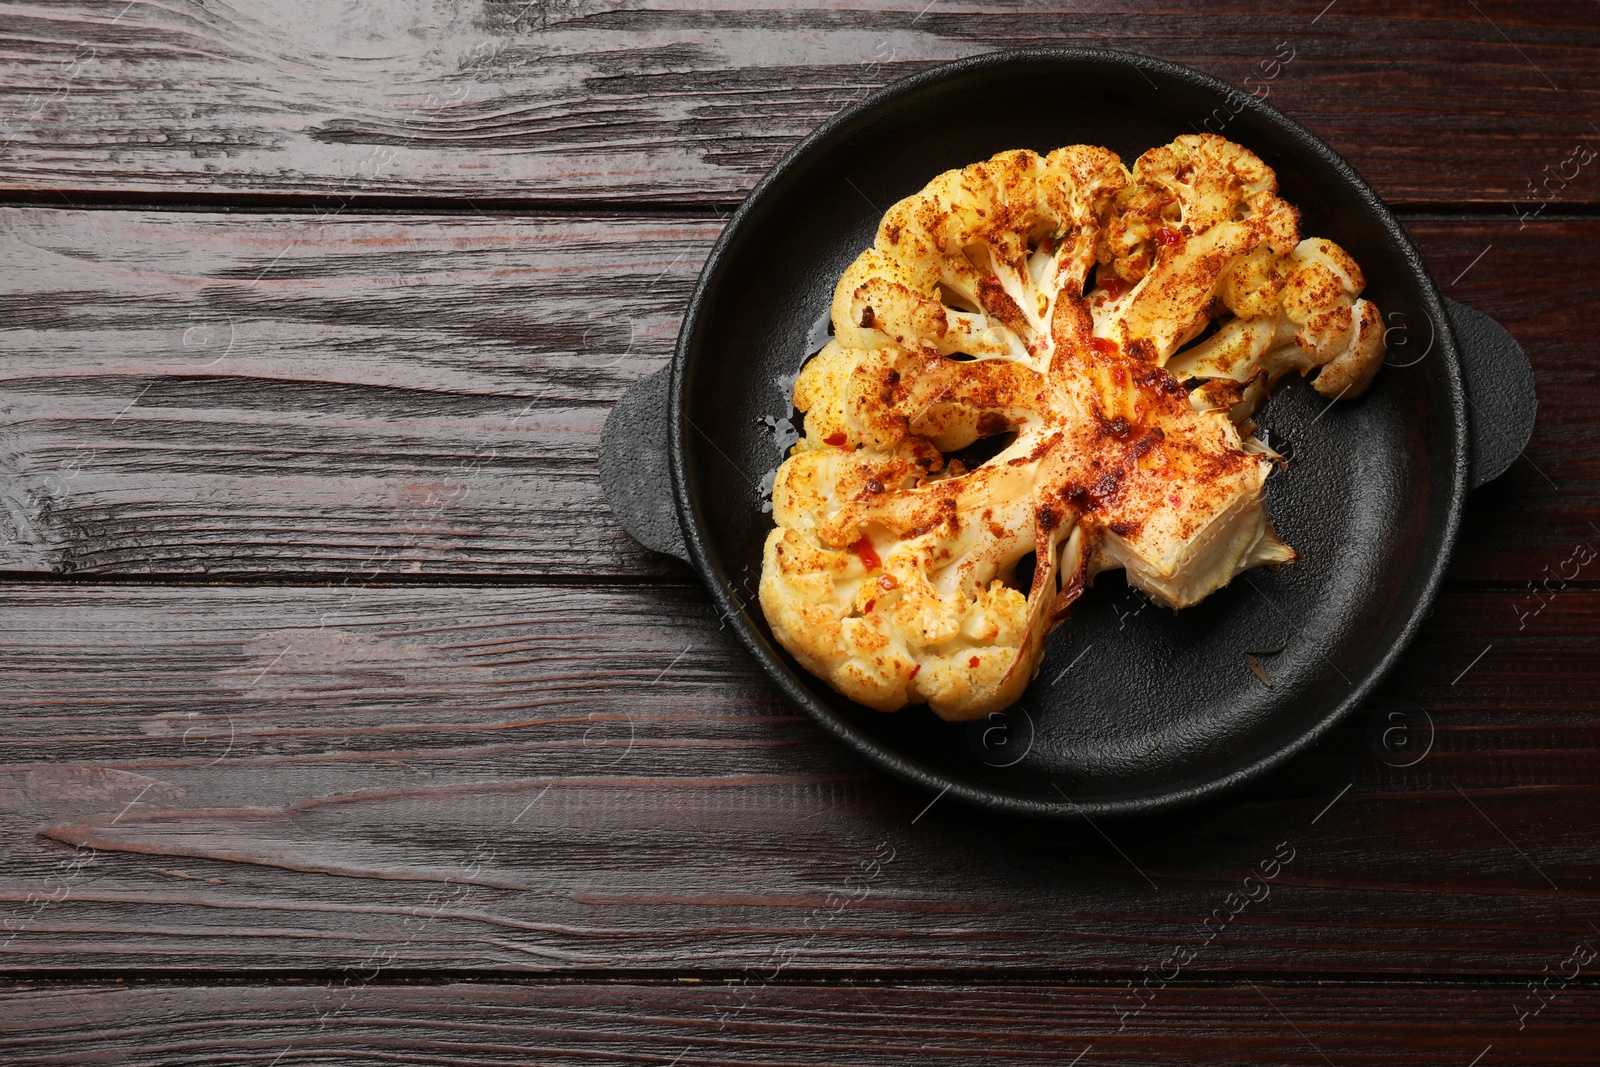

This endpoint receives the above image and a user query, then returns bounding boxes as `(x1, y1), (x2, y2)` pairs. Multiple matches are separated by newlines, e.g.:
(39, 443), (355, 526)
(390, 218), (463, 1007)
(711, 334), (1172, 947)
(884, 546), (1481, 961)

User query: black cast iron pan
(599, 48), (1536, 817)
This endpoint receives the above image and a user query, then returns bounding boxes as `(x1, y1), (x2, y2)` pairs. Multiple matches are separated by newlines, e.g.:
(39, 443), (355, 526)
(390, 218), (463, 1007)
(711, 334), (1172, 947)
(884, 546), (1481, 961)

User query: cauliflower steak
(759, 135), (1383, 721)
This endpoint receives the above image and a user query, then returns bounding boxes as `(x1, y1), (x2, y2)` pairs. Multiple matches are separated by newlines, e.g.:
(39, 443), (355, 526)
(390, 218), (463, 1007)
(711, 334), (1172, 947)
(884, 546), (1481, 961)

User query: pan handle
(1446, 298), (1538, 490)
(600, 364), (690, 563)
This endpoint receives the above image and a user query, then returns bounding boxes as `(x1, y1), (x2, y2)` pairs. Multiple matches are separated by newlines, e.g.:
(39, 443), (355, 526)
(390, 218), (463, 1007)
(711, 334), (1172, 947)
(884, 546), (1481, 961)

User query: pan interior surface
(676, 50), (1462, 815)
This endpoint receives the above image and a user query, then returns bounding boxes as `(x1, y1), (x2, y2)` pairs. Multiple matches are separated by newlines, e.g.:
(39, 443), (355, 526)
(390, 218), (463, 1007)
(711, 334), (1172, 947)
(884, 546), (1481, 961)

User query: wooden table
(1, 2), (1597, 1062)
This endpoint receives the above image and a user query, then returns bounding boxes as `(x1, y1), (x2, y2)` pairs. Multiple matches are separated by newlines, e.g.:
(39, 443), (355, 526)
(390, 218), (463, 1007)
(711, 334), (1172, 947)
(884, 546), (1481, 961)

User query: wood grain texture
(0, 207), (712, 576)
(1, 207), (1594, 580)
(0, 582), (1594, 974)
(1, 1), (1597, 207)
(3, 980), (1597, 1065)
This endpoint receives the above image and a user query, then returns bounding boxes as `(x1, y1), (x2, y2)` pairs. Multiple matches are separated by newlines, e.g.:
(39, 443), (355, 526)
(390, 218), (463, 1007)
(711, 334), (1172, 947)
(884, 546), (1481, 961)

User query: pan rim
(668, 45), (1470, 818)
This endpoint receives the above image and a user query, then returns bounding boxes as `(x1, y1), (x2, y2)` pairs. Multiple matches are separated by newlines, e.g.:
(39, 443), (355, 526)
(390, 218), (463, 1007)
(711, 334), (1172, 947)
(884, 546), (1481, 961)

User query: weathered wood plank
(2, 980), (1593, 1065)
(1, 208), (1595, 581)
(0, 582), (1595, 974)
(0, 1), (1597, 207)
(0, 207), (713, 576)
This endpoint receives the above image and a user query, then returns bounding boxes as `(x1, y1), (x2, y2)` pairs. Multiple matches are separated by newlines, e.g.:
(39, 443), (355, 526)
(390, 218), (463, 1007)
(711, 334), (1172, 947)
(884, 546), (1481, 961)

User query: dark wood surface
(4, 981), (1598, 1065)
(1, 0), (1598, 1062)
(1, 1), (1597, 208)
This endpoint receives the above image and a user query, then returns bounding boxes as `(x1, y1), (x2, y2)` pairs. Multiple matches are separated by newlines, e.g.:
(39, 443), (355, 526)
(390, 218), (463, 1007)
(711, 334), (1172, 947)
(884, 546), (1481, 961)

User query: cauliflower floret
(1168, 235), (1386, 405)
(1093, 137), (1300, 364)
(761, 136), (1381, 721)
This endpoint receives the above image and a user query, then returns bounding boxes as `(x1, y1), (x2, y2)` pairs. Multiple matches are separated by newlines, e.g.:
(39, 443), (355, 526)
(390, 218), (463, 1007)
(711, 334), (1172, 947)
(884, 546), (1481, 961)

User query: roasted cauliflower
(760, 134), (1383, 721)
